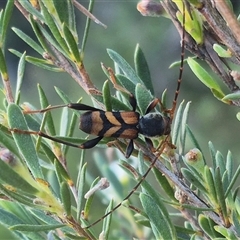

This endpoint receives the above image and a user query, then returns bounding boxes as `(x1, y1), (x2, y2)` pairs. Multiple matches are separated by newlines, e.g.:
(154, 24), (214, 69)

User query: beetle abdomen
(79, 111), (140, 139)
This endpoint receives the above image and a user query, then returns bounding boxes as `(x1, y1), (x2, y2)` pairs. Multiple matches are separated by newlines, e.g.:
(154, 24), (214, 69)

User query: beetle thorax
(138, 113), (170, 137)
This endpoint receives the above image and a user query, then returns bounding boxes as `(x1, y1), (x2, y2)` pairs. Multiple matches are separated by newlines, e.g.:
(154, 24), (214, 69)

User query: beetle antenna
(86, 136), (169, 229)
(86, 1), (186, 229)
(170, 0), (186, 120)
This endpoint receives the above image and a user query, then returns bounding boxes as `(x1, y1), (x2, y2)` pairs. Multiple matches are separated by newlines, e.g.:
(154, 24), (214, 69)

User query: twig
(73, 0), (107, 29)
(214, 0), (240, 45)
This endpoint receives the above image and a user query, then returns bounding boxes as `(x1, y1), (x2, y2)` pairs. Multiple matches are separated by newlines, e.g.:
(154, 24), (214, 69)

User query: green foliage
(0, 1), (239, 240)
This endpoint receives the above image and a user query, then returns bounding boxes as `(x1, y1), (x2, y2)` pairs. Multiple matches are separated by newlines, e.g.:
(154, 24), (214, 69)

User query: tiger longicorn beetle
(74, 95), (171, 158)
(21, 94), (171, 158)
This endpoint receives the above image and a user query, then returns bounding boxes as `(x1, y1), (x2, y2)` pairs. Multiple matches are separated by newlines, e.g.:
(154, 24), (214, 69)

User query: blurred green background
(1, 0), (240, 238)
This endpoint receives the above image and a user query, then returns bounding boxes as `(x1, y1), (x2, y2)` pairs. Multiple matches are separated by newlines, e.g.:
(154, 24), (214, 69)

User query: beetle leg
(145, 137), (156, 152)
(23, 103), (101, 114)
(81, 136), (103, 149)
(10, 129), (103, 150)
(125, 139), (134, 158)
(68, 103), (101, 112)
(145, 98), (159, 114)
(129, 95), (137, 111)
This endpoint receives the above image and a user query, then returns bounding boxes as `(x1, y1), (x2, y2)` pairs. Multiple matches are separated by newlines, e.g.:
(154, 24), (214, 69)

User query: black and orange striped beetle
(72, 95), (170, 158)
(25, 95), (171, 158)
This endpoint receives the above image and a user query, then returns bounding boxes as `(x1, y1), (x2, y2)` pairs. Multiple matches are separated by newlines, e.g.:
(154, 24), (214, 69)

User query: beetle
(71, 95), (170, 158)
(19, 95), (171, 158)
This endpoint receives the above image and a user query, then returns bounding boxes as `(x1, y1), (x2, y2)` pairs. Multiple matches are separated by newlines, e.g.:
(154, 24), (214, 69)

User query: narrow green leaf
(214, 226), (238, 239)
(137, 150), (147, 176)
(169, 58), (189, 69)
(215, 168), (228, 221)
(134, 44), (154, 94)
(180, 101), (191, 154)
(30, 209), (63, 225)
(0, 201), (35, 223)
(29, 15), (50, 52)
(60, 182), (71, 216)
(208, 141), (216, 169)
(0, 160), (38, 194)
(12, 27), (44, 55)
(0, 0), (14, 47)
(93, 94), (131, 111)
(41, 0), (56, 15)
(0, 207), (24, 225)
(215, 151), (225, 176)
(18, 0), (44, 21)
(222, 171), (230, 193)
(28, 57), (61, 70)
(187, 57), (224, 97)
(58, 0), (76, 33)
(0, 125), (21, 159)
(83, 177), (100, 220)
(23, 109), (41, 131)
(174, 2), (203, 44)
(223, 92), (240, 101)
(102, 80), (112, 111)
(160, 90), (167, 114)
(225, 165), (240, 198)
(9, 50), (58, 71)
(198, 215), (221, 238)
(55, 86), (75, 105)
(116, 74), (136, 96)
(54, 158), (71, 184)
(10, 223), (65, 231)
(226, 151), (233, 181)
(37, 85), (56, 136)
(40, 2), (69, 54)
(174, 225), (196, 236)
(186, 125), (206, 162)
(232, 210), (240, 236)
(15, 52), (26, 104)
(7, 104), (43, 179)
(140, 193), (176, 239)
(41, 142), (56, 164)
(37, 24), (70, 61)
(203, 166), (217, 204)
(172, 100), (184, 145)
(107, 49), (143, 84)
(81, 0), (96, 53)
(64, 112), (78, 155)
(76, 162), (87, 221)
(212, 86), (228, 102)
(181, 168), (206, 193)
(60, 106), (69, 137)
(52, 0), (71, 26)
(102, 199), (114, 240)
(63, 23), (81, 63)
(135, 83), (153, 115)
(153, 167), (176, 201)
(0, 183), (36, 207)
(213, 44), (232, 58)
(0, 48), (8, 76)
